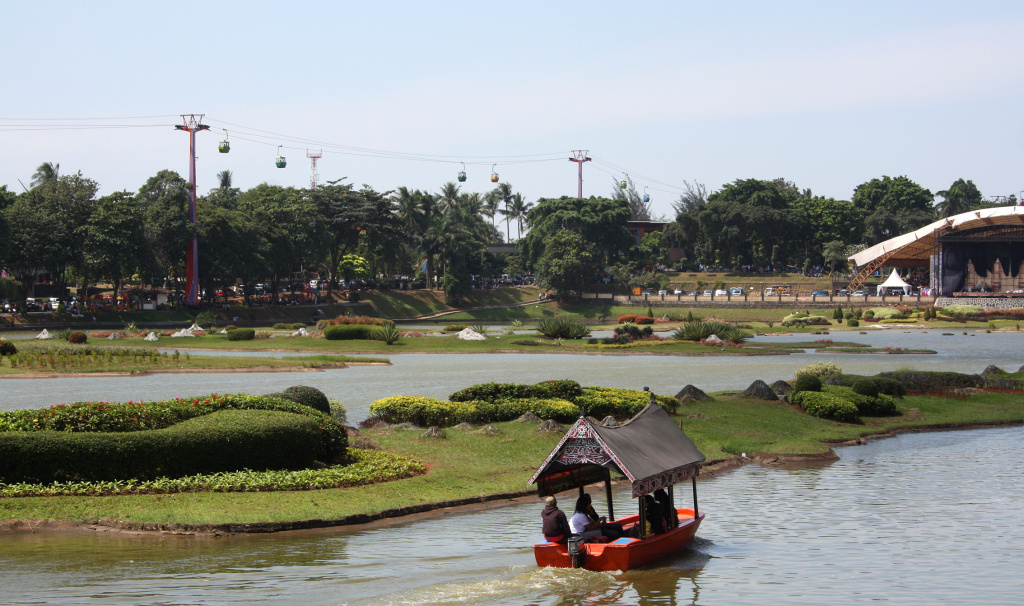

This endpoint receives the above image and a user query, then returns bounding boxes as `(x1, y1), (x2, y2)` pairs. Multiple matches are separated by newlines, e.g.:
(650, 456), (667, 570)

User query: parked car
(714, 289), (728, 296)
(703, 290), (713, 296)
(658, 289), (668, 296)
(811, 290), (829, 297)
(674, 289), (683, 295)
(852, 290), (866, 296)
(641, 288), (656, 297)
(729, 287), (744, 296)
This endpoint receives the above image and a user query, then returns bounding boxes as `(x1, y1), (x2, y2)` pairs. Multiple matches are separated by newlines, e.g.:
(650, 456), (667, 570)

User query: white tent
(876, 269), (912, 295)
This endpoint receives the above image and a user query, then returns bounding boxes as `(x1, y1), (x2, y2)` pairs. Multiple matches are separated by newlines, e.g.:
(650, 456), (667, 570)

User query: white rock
(35, 329), (54, 340)
(144, 332), (159, 341)
(457, 327), (486, 340)
(705, 334), (724, 346)
(291, 327), (309, 337)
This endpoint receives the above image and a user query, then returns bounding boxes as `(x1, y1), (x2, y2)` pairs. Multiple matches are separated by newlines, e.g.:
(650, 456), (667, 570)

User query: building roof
(849, 206), (1024, 268)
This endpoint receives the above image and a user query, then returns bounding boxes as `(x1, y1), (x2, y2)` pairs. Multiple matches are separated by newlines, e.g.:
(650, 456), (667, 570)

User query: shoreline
(0, 361), (391, 379)
(3, 419), (1019, 537)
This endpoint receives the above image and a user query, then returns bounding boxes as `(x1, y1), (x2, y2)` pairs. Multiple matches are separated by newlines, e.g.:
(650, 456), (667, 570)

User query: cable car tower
(569, 150), (591, 199)
(307, 149), (323, 189)
(174, 114), (209, 306)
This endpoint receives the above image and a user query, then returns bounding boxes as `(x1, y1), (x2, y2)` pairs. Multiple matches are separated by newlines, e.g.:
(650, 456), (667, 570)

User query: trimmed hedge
(0, 393), (347, 464)
(226, 328), (256, 341)
(369, 396), (579, 426)
(283, 385), (331, 414)
(68, 332), (87, 344)
(822, 385), (898, 416)
(826, 374), (907, 397)
(449, 380), (583, 403)
(791, 391), (859, 422)
(324, 324), (379, 340)
(576, 387), (679, 417)
(0, 338), (16, 356)
(793, 374), (822, 394)
(0, 409), (324, 483)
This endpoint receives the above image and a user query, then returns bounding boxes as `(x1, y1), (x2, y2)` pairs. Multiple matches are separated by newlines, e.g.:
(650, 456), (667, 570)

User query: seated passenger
(632, 494), (665, 538)
(570, 494), (622, 541)
(580, 493), (624, 540)
(654, 488), (679, 530)
(541, 496), (570, 543)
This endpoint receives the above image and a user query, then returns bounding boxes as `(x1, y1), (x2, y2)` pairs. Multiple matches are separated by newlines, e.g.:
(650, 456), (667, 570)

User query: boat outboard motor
(567, 536), (586, 568)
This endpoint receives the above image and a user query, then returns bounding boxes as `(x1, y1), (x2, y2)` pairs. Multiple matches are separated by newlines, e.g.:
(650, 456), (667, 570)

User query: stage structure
(848, 206), (1024, 300)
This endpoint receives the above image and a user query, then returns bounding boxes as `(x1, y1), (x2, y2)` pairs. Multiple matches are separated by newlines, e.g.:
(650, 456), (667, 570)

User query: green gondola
(276, 145), (286, 168)
(219, 130), (230, 153)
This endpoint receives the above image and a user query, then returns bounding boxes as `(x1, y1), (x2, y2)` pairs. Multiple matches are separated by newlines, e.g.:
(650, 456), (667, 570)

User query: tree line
(0, 162), (1003, 303)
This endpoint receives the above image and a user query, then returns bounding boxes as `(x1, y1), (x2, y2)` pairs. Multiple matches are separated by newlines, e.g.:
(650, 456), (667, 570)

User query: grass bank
(2, 390), (1021, 528)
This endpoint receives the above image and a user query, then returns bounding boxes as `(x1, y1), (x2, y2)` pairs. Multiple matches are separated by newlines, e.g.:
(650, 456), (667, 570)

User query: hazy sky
(3, 1), (1023, 219)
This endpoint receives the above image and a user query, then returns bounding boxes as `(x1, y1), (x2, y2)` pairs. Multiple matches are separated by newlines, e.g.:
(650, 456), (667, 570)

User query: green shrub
(195, 310), (219, 328)
(0, 393), (347, 464)
(328, 399), (347, 424)
(536, 318), (591, 339)
(781, 313), (830, 327)
(843, 311), (854, 320)
(290, 323), (306, 329)
(449, 380), (583, 402)
(0, 409), (324, 483)
(68, 332), (87, 344)
(324, 324), (379, 340)
(375, 323), (401, 344)
(671, 320), (733, 341)
(0, 338), (16, 356)
(878, 370), (983, 393)
(791, 390), (859, 422)
(575, 387), (678, 417)
(795, 362), (842, 378)
(822, 385), (897, 417)
(847, 318), (859, 327)
(272, 323), (290, 329)
(793, 374), (822, 394)
(282, 385), (331, 415)
(369, 395), (580, 426)
(851, 378), (879, 398)
(833, 305), (844, 320)
(443, 324), (468, 332)
(226, 328), (256, 341)
(863, 310), (875, 319)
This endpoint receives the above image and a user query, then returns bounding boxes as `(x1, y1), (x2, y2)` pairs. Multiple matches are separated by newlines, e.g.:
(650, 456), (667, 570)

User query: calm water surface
(2, 330), (1022, 423)
(2, 426), (1021, 605)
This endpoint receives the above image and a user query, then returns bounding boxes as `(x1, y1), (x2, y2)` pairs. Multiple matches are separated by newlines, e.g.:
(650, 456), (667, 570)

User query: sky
(2, 1), (1023, 220)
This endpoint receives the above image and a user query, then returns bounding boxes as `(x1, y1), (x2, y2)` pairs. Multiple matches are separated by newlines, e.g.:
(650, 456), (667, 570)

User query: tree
(671, 180), (709, 215)
(935, 178), (983, 218)
(822, 240), (849, 275)
(535, 230), (600, 298)
(491, 182), (514, 242)
(30, 162), (59, 189)
(521, 196), (632, 269)
(137, 170), (194, 293)
(505, 193), (533, 240)
(852, 175), (934, 242)
(611, 174), (652, 221)
(337, 254), (371, 283)
(82, 191), (150, 298)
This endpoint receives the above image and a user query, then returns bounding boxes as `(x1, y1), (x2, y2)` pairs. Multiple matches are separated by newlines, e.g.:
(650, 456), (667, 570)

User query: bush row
(368, 396), (580, 426)
(0, 448), (424, 498)
(324, 324), (381, 340)
(226, 328), (256, 341)
(0, 409), (324, 483)
(449, 380), (584, 402)
(791, 390), (860, 422)
(0, 393), (347, 464)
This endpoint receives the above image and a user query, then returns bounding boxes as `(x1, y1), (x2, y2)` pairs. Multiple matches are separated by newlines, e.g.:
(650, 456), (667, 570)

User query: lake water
(2, 329), (1022, 424)
(3, 425), (1021, 605)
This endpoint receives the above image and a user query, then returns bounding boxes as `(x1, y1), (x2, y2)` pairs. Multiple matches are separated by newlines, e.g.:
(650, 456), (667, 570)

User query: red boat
(529, 400), (706, 571)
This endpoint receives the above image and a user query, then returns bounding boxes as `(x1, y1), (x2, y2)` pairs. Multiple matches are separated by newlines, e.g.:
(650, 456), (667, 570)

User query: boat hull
(534, 508), (703, 572)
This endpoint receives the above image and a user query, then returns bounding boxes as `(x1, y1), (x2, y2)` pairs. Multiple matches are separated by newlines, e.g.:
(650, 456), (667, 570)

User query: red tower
(174, 114), (209, 306)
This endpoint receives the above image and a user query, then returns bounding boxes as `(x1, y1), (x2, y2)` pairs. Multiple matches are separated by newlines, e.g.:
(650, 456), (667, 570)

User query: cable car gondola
(491, 164), (499, 183)
(620, 174), (628, 189)
(219, 130), (230, 153)
(276, 146), (287, 168)
(458, 162), (467, 182)
(643, 186), (650, 203)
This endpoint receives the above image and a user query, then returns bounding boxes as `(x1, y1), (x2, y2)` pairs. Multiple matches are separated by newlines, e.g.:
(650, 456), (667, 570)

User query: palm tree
(483, 190), (500, 233)
(217, 170), (233, 190)
(507, 193), (533, 240)
(491, 182), (514, 242)
(394, 186), (424, 237)
(460, 191), (484, 215)
(30, 162), (60, 189)
(438, 182), (461, 214)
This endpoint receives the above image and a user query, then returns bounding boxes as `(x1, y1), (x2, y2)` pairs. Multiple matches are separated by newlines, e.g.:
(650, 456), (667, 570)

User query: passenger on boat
(631, 494), (666, 538)
(580, 493), (624, 539)
(570, 494), (623, 541)
(654, 488), (679, 530)
(541, 496), (571, 543)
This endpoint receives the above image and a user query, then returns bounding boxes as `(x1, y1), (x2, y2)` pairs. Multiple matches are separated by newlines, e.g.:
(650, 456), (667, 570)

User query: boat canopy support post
(604, 468), (614, 521)
(692, 477), (698, 516)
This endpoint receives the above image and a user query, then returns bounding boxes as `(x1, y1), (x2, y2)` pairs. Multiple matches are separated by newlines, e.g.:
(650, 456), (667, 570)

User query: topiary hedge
(283, 385), (331, 414)
(0, 409), (324, 483)
(0, 338), (16, 356)
(0, 393), (347, 464)
(324, 324), (380, 340)
(878, 370), (983, 393)
(68, 331), (87, 344)
(791, 390), (859, 422)
(793, 374), (822, 394)
(368, 395), (580, 426)
(226, 328), (256, 341)
(449, 380), (583, 403)
(575, 387), (679, 416)
(822, 385), (898, 416)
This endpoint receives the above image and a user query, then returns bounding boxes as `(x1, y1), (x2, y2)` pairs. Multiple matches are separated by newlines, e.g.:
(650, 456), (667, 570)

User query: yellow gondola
(491, 164), (499, 183)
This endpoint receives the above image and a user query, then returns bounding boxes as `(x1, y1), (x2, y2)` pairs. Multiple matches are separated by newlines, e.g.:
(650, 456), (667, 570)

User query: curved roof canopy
(849, 206), (1024, 269)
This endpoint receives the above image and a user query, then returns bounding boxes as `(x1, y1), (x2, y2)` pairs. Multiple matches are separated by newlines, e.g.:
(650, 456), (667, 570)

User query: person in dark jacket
(541, 496), (571, 543)
(653, 488), (678, 530)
